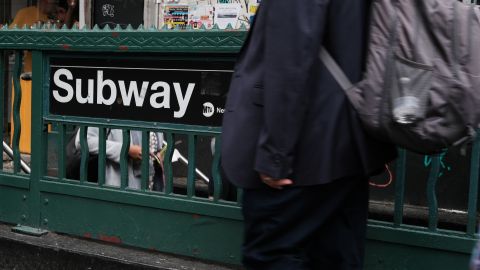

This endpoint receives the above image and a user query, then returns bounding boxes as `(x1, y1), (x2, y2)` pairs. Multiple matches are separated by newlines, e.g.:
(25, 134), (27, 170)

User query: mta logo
(203, 102), (214, 117)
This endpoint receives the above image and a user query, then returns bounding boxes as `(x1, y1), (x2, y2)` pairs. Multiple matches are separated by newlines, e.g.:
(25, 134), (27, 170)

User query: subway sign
(49, 57), (234, 127)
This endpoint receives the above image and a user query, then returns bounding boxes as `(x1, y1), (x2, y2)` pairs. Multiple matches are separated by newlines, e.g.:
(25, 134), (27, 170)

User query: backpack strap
(318, 47), (353, 91)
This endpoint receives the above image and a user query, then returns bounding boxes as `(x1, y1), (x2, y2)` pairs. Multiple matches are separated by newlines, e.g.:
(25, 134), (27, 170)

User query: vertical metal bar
(236, 188), (243, 206)
(29, 50), (47, 230)
(98, 127), (107, 186)
(79, 126), (88, 183)
(467, 135), (480, 236)
(187, 134), (197, 198)
(393, 148), (406, 226)
(212, 135), (223, 202)
(12, 51), (22, 174)
(427, 154), (441, 231)
(120, 129), (130, 189)
(0, 50), (4, 171)
(57, 123), (66, 180)
(141, 131), (149, 191)
(164, 132), (174, 195)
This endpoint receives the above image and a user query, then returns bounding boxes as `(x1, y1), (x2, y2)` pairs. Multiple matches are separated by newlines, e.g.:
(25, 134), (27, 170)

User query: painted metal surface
(0, 25), (246, 53)
(0, 26), (477, 268)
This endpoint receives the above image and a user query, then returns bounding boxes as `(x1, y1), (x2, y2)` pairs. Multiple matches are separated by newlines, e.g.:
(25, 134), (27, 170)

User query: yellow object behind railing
(10, 78), (31, 154)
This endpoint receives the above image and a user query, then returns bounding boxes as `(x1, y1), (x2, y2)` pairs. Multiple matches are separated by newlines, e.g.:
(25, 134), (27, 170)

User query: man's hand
(128, 145), (142, 161)
(260, 174), (293, 189)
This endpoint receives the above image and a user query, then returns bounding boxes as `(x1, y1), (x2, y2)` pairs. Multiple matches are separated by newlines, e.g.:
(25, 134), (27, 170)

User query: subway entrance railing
(0, 26), (478, 269)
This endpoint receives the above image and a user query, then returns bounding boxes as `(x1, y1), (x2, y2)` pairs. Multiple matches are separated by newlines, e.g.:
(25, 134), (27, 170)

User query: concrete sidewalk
(0, 223), (240, 270)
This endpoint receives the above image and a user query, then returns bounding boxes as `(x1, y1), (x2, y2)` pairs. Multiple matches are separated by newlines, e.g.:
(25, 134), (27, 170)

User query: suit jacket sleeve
(254, 0), (330, 179)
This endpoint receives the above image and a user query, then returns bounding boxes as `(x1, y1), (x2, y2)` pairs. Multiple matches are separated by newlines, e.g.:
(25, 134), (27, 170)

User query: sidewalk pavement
(0, 222), (241, 270)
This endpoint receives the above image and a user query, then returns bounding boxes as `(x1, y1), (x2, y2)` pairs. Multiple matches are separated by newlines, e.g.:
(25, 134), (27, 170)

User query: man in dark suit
(221, 0), (397, 269)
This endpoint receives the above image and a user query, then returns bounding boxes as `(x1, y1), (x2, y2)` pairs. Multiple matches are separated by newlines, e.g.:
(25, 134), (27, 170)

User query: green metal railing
(0, 25), (246, 264)
(0, 25), (478, 269)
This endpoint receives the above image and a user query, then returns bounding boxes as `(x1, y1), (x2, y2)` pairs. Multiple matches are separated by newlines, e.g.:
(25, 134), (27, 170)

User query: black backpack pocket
(390, 54), (433, 125)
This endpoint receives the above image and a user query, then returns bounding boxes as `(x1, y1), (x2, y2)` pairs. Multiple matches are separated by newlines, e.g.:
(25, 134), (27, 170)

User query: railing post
(393, 148), (406, 227)
(187, 134), (197, 198)
(13, 50), (47, 236)
(12, 51), (22, 174)
(467, 135), (480, 236)
(427, 154), (441, 231)
(98, 127), (107, 187)
(0, 50), (4, 171)
(120, 129), (130, 189)
(57, 123), (66, 180)
(79, 126), (89, 183)
(212, 135), (223, 202)
(164, 132), (175, 195)
(141, 130), (149, 191)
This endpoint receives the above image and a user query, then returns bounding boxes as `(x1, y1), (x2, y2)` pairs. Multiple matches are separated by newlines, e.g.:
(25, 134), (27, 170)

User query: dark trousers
(242, 176), (369, 270)
(152, 161), (164, 192)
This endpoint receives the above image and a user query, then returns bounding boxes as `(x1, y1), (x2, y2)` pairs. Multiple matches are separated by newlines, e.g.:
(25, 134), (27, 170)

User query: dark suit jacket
(221, 0), (397, 189)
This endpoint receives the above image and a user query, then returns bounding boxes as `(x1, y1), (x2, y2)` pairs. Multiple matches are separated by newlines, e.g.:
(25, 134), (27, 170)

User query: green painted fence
(0, 25), (478, 269)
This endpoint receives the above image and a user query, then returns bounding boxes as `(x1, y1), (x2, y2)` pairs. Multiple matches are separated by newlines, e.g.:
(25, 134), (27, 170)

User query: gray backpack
(321, 0), (480, 154)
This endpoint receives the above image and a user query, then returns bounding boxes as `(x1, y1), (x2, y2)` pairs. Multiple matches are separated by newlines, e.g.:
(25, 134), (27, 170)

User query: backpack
(320, 0), (480, 154)
(65, 127), (110, 181)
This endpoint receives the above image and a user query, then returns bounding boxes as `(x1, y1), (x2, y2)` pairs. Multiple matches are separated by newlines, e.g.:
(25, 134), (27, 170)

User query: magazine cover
(188, 4), (214, 29)
(163, 4), (189, 29)
(213, 3), (242, 29)
(247, 1), (260, 23)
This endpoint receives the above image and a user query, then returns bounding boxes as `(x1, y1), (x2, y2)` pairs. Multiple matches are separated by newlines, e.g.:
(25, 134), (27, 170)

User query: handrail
(165, 140), (210, 183)
(2, 141), (30, 174)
